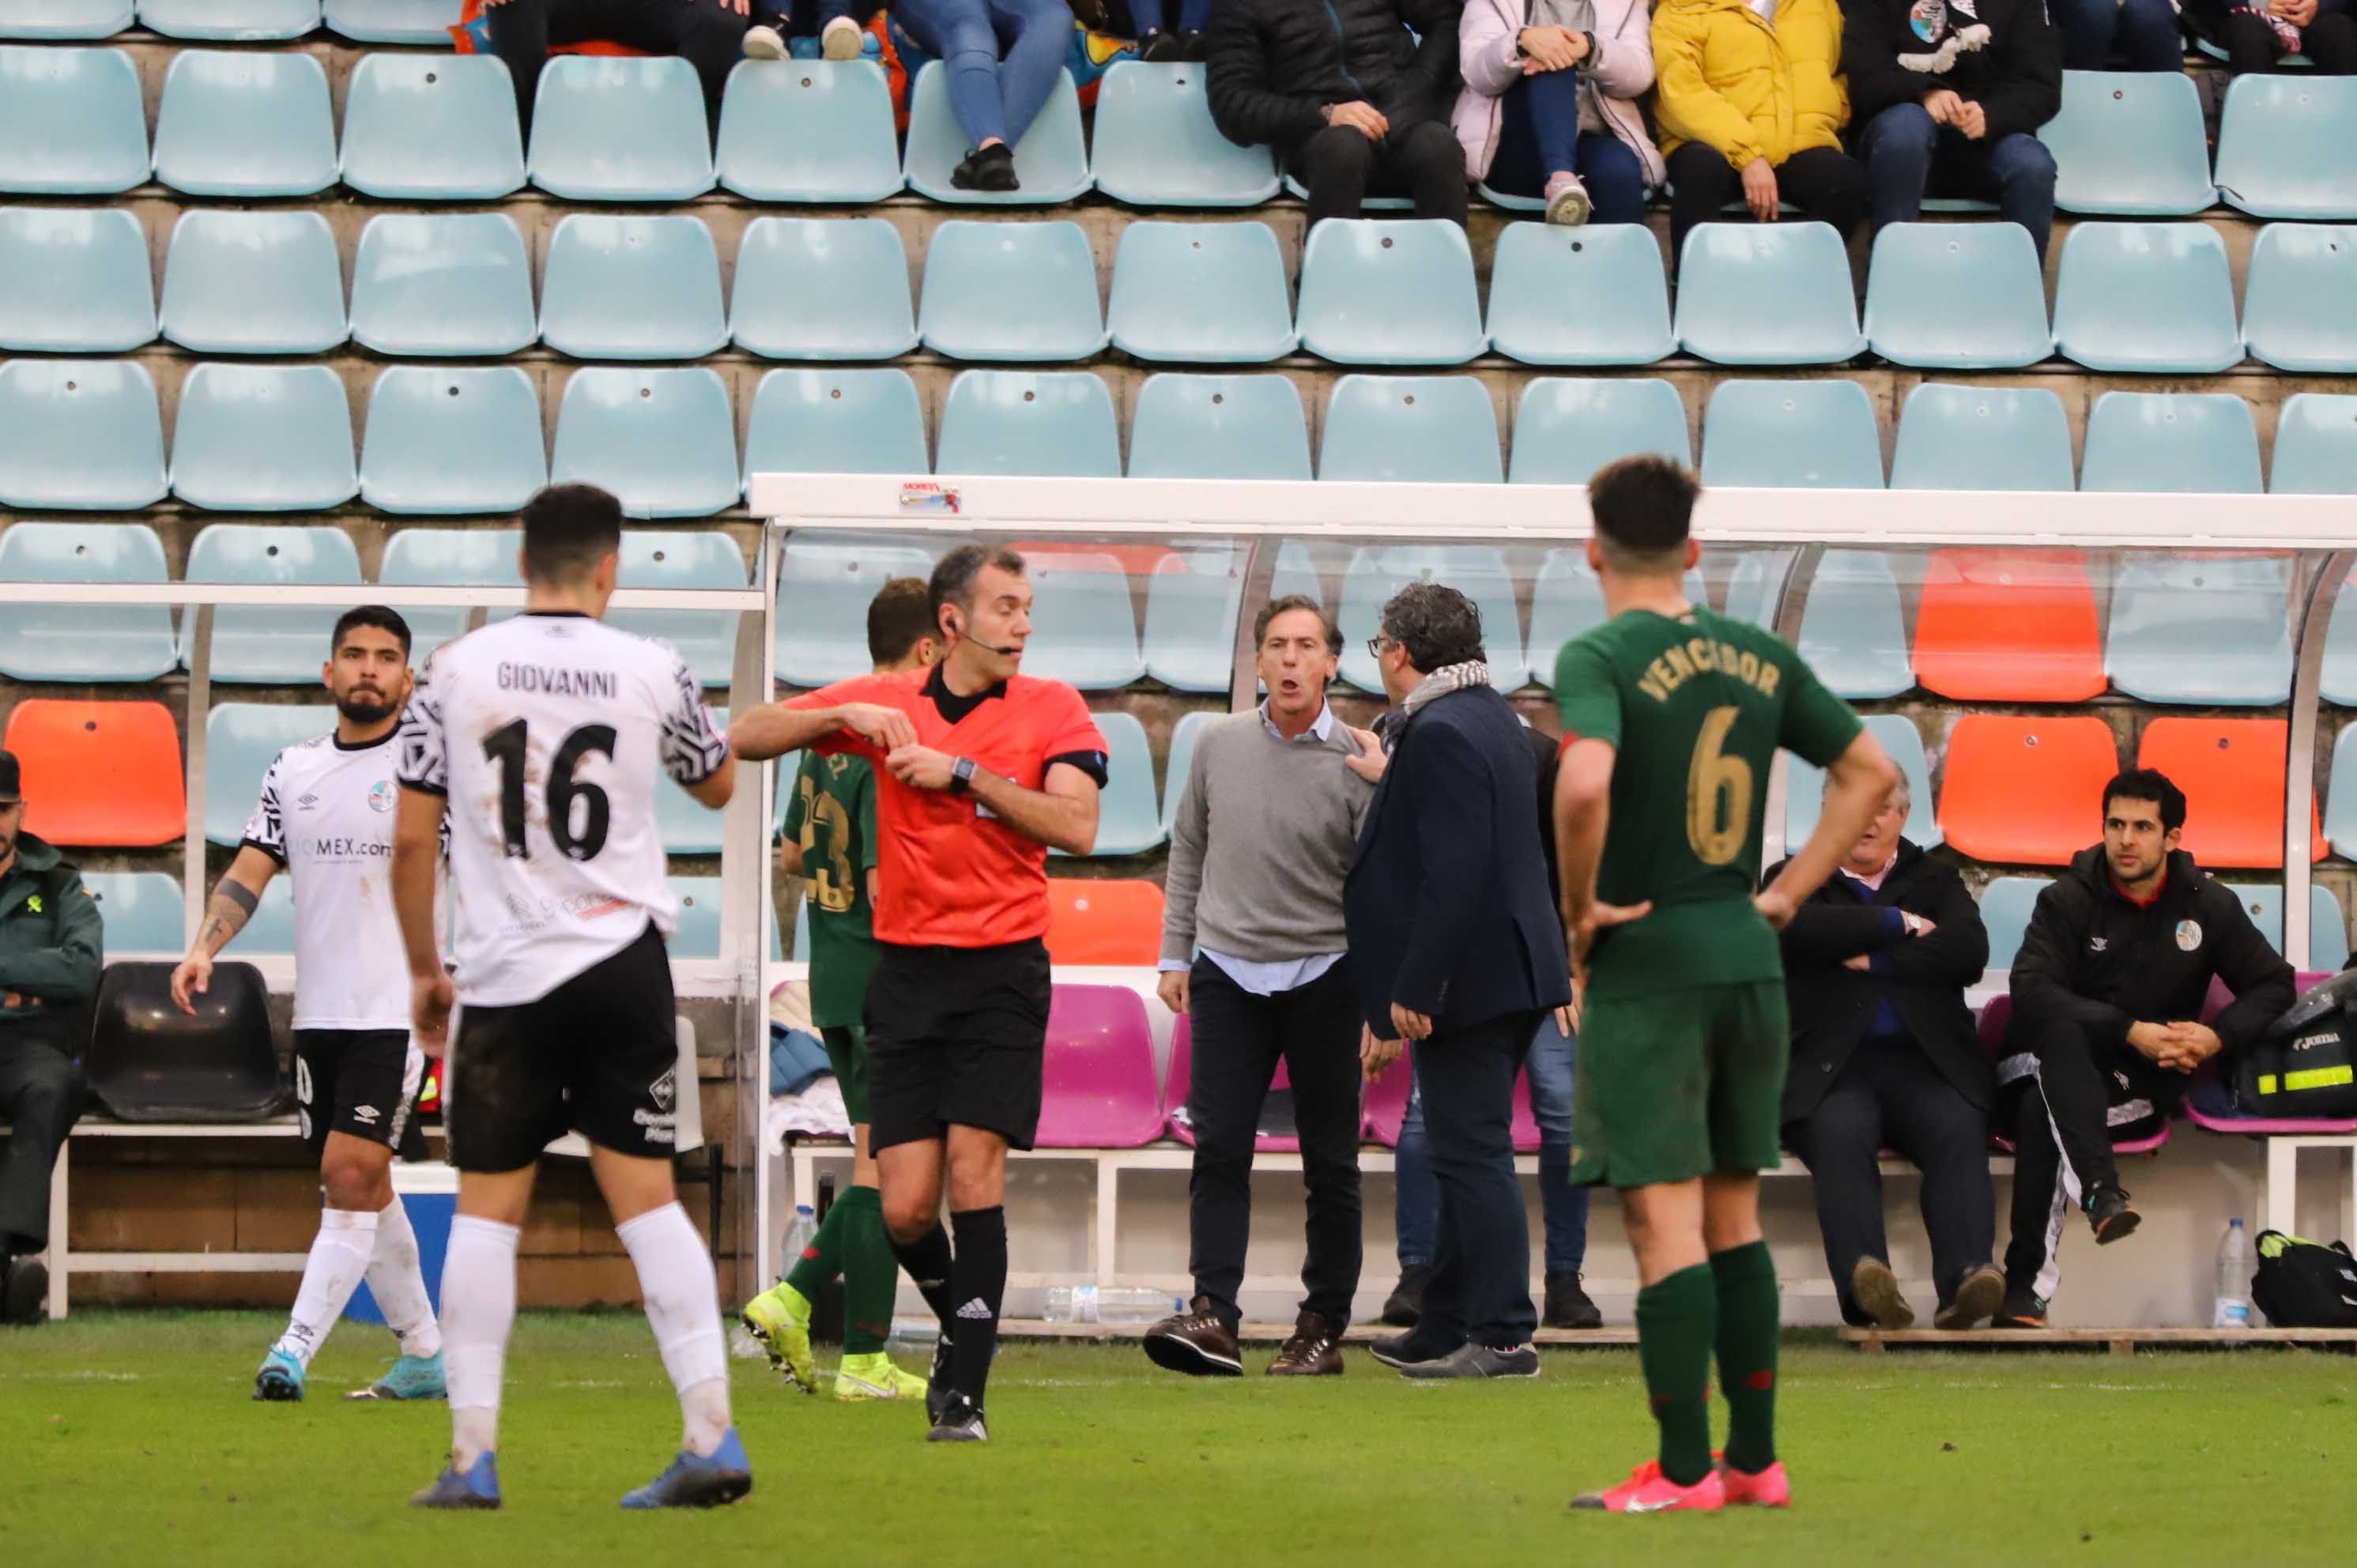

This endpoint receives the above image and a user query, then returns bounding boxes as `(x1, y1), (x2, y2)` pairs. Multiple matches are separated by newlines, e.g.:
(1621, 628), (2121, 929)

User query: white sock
(617, 1201), (732, 1457)
(442, 1215), (520, 1470)
(368, 1196), (443, 1361)
(273, 1207), (378, 1370)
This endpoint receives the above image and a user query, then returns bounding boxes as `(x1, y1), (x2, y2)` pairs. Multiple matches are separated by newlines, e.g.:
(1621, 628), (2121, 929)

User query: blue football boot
(346, 1351), (448, 1402)
(252, 1349), (306, 1403)
(620, 1427), (753, 1510)
(410, 1453), (502, 1510)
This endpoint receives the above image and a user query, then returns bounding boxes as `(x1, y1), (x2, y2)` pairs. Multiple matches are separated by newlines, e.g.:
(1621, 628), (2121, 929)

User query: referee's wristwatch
(949, 756), (978, 794)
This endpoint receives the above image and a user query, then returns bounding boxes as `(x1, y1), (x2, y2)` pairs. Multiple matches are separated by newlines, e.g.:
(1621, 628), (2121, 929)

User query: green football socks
(785, 1185), (896, 1358)
(1710, 1239), (1781, 1476)
(1635, 1264), (1718, 1487)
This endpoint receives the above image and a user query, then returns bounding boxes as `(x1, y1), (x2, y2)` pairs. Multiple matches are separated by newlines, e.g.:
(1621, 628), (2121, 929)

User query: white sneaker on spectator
(1544, 172), (1591, 227)
(741, 24), (787, 59)
(820, 16), (864, 58)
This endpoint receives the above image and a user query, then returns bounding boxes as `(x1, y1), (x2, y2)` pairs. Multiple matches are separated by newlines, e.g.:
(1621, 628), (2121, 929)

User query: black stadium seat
(85, 959), (284, 1122)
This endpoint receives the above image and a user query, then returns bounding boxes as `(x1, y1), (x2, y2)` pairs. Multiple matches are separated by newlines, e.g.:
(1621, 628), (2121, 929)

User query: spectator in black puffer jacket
(1205, 0), (1469, 227)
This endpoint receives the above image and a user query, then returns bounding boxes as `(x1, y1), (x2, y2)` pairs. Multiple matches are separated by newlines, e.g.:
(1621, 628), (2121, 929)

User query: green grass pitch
(3, 1310), (2351, 1566)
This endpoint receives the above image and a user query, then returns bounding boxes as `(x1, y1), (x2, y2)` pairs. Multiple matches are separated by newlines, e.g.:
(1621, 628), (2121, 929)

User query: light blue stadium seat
(326, 0), (460, 42)
(1021, 549), (1145, 690)
(742, 368), (929, 481)
(1507, 377), (1690, 484)
(669, 877), (724, 959)
(1050, 710), (1161, 856)
(2079, 391), (2262, 494)
(79, 872), (184, 953)
(550, 367), (739, 518)
(2271, 393), (2357, 495)
(153, 48), (338, 197)
(1107, 221), (1296, 364)
(656, 707), (729, 854)
(2215, 75), (2357, 220)
(1980, 876), (2052, 971)
(918, 220), (1107, 362)
(774, 530), (942, 687)
(1127, 373), (1311, 481)
(2328, 737), (2357, 855)
(2, 1), (134, 38)
(718, 59), (903, 202)
(1486, 224), (1673, 367)
(0, 357), (166, 509)
(2053, 222), (2241, 374)
(341, 51), (523, 200)
(1784, 713), (1938, 850)
(935, 371), (1120, 477)
(2038, 70), (2216, 214)
(1090, 61), (1277, 207)
(903, 63), (1089, 205)
(1676, 221), (1865, 364)
(376, 525), (520, 663)
(1864, 222), (2052, 369)
(1296, 220), (1484, 366)
(1282, 173), (1411, 212)
(540, 213), (728, 360)
(1160, 709), (1218, 835)
(0, 520), (175, 682)
(0, 45), (149, 194)
(205, 703), (334, 842)
(610, 531), (748, 689)
(1890, 383), (2076, 492)
(1722, 553), (1786, 629)
(0, 205), (153, 352)
(159, 209), (346, 356)
(1142, 544), (1244, 692)
(360, 365), (547, 517)
(1700, 379), (1883, 488)
(233, 875), (299, 955)
(171, 363), (356, 512)
(528, 56), (713, 202)
(349, 212), (537, 358)
(1335, 546), (1526, 692)
(138, 0), (316, 39)
(1795, 549), (1911, 699)
(2104, 555), (2294, 706)
(2215, 881), (2353, 969)
(183, 527), (363, 684)
(730, 217), (917, 361)
(1319, 375), (1502, 483)
(2243, 224), (2357, 375)
(1527, 549), (1708, 688)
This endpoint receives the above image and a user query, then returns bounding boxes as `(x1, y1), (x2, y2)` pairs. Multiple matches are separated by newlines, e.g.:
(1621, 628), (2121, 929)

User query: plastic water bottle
(1043, 1284), (1100, 1324)
(1095, 1287), (1182, 1326)
(2213, 1217), (2253, 1329)
(781, 1204), (816, 1272)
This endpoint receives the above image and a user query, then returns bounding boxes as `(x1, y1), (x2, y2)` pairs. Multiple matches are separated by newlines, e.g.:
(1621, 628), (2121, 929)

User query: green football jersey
(1554, 605), (1862, 999)
(781, 749), (880, 1030)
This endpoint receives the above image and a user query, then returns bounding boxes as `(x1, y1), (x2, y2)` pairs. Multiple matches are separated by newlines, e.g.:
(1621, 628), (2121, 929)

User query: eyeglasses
(1366, 634), (1393, 662)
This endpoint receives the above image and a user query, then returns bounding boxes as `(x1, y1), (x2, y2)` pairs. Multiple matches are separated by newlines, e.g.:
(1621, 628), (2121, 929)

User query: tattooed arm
(169, 846), (277, 1013)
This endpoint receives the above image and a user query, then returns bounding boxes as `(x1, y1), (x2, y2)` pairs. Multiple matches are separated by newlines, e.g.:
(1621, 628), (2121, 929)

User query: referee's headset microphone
(948, 607), (1021, 659)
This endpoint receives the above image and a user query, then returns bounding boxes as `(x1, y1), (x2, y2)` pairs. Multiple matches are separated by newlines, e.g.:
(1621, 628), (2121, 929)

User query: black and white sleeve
(659, 654), (729, 786)
(395, 665), (450, 797)
(238, 753), (288, 865)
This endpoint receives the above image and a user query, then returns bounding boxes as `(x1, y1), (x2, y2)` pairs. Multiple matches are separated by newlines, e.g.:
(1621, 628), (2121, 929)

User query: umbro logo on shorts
(350, 1105), (379, 1125)
(650, 1068), (677, 1114)
(956, 1298), (993, 1321)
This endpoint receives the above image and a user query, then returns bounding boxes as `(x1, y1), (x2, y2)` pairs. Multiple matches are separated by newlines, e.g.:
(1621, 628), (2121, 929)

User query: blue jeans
(1859, 102), (2059, 260)
(892, 0), (1069, 149)
(2049, 0), (2185, 69)
(1482, 72), (1648, 224)
(1396, 1014), (1590, 1276)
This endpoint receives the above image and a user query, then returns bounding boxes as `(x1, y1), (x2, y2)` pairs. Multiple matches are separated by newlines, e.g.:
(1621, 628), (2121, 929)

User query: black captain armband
(1047, 750), (1111, 789)
(217, 878), (260, 916)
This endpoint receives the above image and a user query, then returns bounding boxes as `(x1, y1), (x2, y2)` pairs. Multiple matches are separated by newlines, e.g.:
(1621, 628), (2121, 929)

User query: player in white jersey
(170, 607), (447, 1405)
(393, 484), (749, 1512)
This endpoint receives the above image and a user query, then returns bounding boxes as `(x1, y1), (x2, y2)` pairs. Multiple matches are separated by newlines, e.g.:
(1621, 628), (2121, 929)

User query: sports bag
(2250, 1231), (2357, 1329)
(2234, 970), (2357, 1118)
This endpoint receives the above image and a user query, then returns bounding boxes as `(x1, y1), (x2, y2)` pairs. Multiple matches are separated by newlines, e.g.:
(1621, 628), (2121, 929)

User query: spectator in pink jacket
(1451, 0), (1664, 224)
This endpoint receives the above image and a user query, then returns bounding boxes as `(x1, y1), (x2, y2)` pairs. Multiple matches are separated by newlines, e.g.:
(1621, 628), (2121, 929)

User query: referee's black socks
(948, 1206), (1008, 1408)
(892, 1222), (959, 1336)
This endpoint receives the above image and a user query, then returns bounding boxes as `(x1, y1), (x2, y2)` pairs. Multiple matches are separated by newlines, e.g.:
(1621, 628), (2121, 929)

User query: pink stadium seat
(1363, 1057), (1412, 1145)
(1977, 995), (2177, 1155)
(1033, 983), (1162, 1149)
(1512, 1067), (1540, 1155)
(2185, 971), (2357, 1133)
(1161, 1015), (1301, 1152)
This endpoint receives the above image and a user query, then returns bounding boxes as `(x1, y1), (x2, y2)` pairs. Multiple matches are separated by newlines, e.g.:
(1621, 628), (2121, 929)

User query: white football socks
(273, 1207), (378, 1370)
(616, 1201), (732, 1457)
(368, 1195), (443, 1362)
(442, 1215), (520, 1470)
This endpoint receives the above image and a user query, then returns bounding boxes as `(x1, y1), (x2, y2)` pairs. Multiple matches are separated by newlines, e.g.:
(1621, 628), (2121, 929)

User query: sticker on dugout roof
(899, 482), (961, 514)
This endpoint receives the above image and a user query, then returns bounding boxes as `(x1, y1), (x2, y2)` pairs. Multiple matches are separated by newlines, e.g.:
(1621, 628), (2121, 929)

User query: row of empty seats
(3, 0), (454, 45)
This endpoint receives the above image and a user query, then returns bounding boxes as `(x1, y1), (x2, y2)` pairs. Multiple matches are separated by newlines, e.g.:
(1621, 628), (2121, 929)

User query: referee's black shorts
(865, 937), (1052, 1153)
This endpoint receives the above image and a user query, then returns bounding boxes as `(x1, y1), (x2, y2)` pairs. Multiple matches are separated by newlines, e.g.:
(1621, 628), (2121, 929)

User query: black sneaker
(2085, 1184), (2140, 1245)
(1, 1254), (47, 1326)
(924, 1335), (955, 1425)
(1368, 1329), (1455, 1370)
(1136, 27), (1187, 61)
(1380, 1264), (1431, 1328)
(951, 142), (1019, 193)
(926, 1395), (989, 1443)
(1542, 1272), (1602, 1330)
(1990, 1283), (2048, 1328)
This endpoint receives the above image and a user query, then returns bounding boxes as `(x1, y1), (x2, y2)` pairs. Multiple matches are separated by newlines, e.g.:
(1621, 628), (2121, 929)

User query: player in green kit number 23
(1551, 458), (1898, 1517)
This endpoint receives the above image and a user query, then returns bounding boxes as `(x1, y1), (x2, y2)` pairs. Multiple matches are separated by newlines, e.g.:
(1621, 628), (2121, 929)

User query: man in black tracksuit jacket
(1997, 769), (2295, 1325)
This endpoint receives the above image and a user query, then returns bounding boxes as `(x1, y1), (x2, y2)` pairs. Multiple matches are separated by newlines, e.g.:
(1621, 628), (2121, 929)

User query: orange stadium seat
(1910, 547), (2107, 703)
(3, 697), (183, 846)
(2136, 718), (2325, 869)
(1044, 878), (1164, 966)
(1937, 714), (2120, 865)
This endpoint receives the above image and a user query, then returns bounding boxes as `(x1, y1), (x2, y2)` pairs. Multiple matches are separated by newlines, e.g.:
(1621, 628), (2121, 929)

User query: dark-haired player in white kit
(394, 484), (749, 1511)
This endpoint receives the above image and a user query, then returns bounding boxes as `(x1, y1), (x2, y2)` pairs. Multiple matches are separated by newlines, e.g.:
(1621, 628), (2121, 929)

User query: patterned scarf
(1401, 659), (1494, 719)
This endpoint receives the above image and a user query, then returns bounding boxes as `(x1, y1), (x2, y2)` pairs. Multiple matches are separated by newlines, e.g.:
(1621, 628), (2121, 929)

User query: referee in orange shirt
(732, 545), (1107, 1445)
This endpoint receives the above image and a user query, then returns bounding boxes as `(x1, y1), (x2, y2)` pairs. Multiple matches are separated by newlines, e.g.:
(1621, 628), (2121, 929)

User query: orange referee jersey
(787, 666), (1108, 949)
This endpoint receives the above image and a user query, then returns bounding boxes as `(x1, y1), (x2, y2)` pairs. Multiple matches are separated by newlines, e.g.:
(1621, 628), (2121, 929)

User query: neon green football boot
(739, 1283), (816, 1393)
(833, 1351), (930, 1404)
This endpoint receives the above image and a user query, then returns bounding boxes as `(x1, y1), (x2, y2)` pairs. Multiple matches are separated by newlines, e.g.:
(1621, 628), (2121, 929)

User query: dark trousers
(2222, 9), (2357, 71)
(488, 0), (754, 141)
(1482, 74), (1649, 224)
(1665, 140), (1869, 264)
(1414, 1010), (1541, 1348)
(1857, 102), (2060, 259)
(1286, 118), (1469, 228)
(1785, 1038), (1996, 1326)
(0, 1037), (86, 1256)
(1184, 957), (1363, 1328)
(2050, 0), (2186, 70)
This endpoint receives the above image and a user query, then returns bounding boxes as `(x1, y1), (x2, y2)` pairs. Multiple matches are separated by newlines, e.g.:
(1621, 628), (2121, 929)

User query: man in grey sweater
(1141, 596), (1382, 1380)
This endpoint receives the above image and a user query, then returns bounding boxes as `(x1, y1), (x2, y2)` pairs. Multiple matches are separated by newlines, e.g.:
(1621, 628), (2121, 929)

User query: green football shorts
(821, 1023), (869, 1127)
(1567, 979), (1790, 1189)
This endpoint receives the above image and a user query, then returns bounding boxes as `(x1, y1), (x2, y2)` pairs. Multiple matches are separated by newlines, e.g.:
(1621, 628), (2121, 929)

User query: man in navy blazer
(1344, 582), (1573, 1378)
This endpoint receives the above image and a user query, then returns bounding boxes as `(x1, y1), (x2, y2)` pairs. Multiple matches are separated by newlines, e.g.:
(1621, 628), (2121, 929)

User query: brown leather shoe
(1266, 1311), (1343, 1377)
(1141, 1295), (1243, 1378)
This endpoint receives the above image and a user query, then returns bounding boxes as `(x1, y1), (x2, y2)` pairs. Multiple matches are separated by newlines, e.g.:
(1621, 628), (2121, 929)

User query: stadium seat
(935, 370), (1120, 477)
(610, 531), (746, 689)
(1319, 375), (1502, 483)
(1528, 549), (1707, 687)
(716, 58), (903, 202)
(1784, 713), (1939, 849)
(1364, 1053), (1412, 1144)
(169, 363), (358, 511)
(1035, 984), (1163, 1148)
(1127, 372), (1311, 481)
(2080, 392), (2262, 494)
(1863, 222), (2052, 369)
(656, 709), (728, 854)
(2, 699), (184, 847)
(1163, 1016), (1303, 1150)
(2271, 393), (2357, 494)
(1283, 172), (1410, 211)
(183, 524), (363, 684)
(0, 520), (175, 682)
(1699, 379), (1882, 488)
(1336, 546), (1526, 691)
(1, 0), (133, 38)
(1721, 553), (1785, 629)
(153, 48), (338, 197)
(341, 52), (522, 200)
(2214, 75), (2357, 220)
(550, 367), (740, 518)
(1795, 549), (1912, 699)
(2242, 225), (2357, 375)
(360, 365), (547, 518)
(773, 530), (941, 687)
(1910, 547), (2106, 702)
(1507, 376), (1690, 484)
(527, 55), (713, 202)
(903, 63), (1089, 205)
(1091, 61), (1278, 206)
(376, 525), (519, 663)
(2218, 882), (2353, 969)
(1050, 710), (1161, 856)
(0, 205), (153, 352)
(1889, 383), (2076, 492)
(742, 367), (929, 481)
(326, 0), (462, 43)
(203, 703), (330, 845)
(1486, 223), (1673, 367)
(1675, 221), (1865, 364)
(1295, 220), (1484, 365)
(2038, 70), (2216, 214)
(1016, 548), (1145, 691)
(158, 209), (347, 356)
(2105, 556), (2294, 707)
(86, 960), (282, 1122)
(1142, 545), (1246, 691)
(79, 871), (184, 954)
(0, 45), (149, 194)
(2325, 736), (2357, 859)
(1937, 714), (2121, 865)
(1160, 708), (1216, 835)
(1106, 220), (1296, 364)
(349, 213), (537, 358)
(1043, 879), (1164, 965)
(667, 877), (730, 959)
(2140, 718), (2323, 868)
(2052, 223), (2241, 374)
(539, 213), (728, 360)
(1267, 539), (1322, 606)
(1979, 876), (2052, 971)
(730, 217), (917, 360)
(137, 0), (316, 39)
(0, 356), (166, 509)
(918, 220), (1107, 362)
